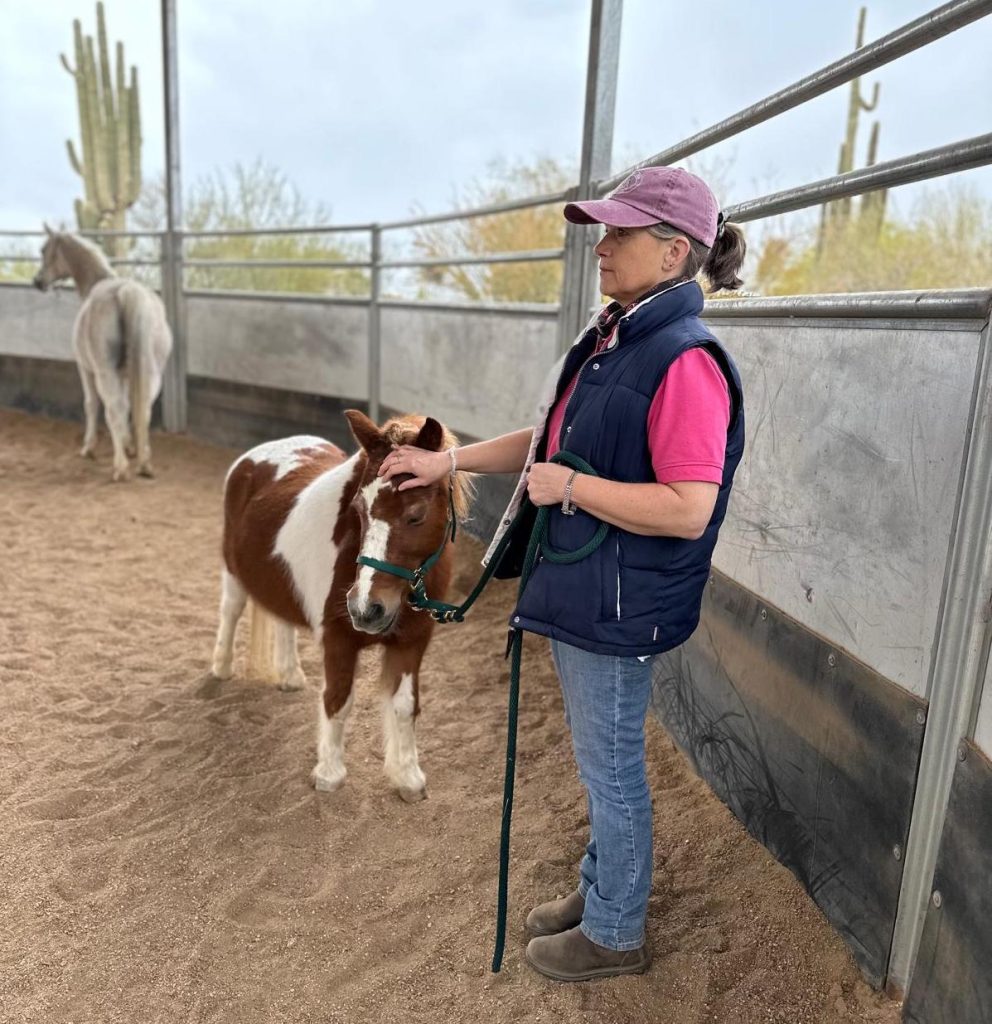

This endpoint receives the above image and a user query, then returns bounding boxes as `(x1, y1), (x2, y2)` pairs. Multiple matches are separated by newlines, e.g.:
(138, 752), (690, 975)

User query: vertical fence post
(368, 225), (382, 424)
(888, 314), (992, 993)
(557, 0), (622, 355)
(160, 0), (187, 432)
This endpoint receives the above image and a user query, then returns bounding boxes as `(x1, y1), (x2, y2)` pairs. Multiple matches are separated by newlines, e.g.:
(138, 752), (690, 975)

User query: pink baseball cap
(564, 166), (721, 247)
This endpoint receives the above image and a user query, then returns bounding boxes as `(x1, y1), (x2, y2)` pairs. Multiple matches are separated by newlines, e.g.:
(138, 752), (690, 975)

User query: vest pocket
(609, 564), (664, 623)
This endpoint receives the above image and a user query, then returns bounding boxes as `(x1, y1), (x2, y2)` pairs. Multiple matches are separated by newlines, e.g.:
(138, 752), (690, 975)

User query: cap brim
(563, 198), (658, 227)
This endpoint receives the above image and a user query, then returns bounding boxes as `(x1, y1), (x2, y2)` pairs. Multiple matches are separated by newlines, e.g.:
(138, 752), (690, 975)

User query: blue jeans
(550, 639), (654, 951)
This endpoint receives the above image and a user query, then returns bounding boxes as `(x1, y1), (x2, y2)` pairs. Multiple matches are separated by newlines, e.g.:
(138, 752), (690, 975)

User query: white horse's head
(32, 225), (72, 291)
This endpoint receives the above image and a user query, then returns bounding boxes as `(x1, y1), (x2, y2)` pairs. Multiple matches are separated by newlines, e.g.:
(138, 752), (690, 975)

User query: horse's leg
(271, 615), (305, 691)
(78, 366), (100, 458)
(312, 624), (358, 792)
(210, 568), (248, 680)
(134, 370), (161, 479)
(379, 641), (428, 803)
(95, 371), (131, 482)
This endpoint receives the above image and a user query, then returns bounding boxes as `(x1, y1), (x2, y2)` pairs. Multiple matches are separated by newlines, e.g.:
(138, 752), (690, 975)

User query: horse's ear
(344, 409), (384, 452)
(414, 417), (444, 452)
(43, 222), (53, 237)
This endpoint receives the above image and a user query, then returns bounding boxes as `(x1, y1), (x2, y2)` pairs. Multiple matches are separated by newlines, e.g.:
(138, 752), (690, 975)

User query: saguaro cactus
(61, 2), (142, 255)
(818, 7), (887, 251)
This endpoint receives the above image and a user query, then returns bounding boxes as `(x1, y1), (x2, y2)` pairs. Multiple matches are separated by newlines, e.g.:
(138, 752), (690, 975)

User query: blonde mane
(58, 231), (115, 277)
(382, 414), (474, 522)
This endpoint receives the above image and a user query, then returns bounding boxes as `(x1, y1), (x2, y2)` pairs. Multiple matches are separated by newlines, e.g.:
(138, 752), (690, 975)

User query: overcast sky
(2, 0), (990, 233)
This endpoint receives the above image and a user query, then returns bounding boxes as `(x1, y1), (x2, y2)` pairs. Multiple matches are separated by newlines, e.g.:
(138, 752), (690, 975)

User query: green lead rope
(490, 450), (607, 973)
(357, 451), (608, 973)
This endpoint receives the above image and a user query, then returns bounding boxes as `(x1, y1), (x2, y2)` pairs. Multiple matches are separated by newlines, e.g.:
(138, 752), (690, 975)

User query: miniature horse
(210, 410), (469, 802)
(32, 225), (172, 481)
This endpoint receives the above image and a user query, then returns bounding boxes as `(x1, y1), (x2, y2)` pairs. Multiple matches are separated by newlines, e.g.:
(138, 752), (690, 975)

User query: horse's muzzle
(347, 599), (397, 635)
(32, 274), (49, 292)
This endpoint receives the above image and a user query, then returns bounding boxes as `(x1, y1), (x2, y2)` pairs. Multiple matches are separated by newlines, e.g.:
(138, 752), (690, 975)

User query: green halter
(355, 488), (460, 618)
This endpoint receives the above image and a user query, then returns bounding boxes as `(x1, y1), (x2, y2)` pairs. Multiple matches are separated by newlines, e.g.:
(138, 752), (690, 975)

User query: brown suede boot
(525, 925), (651, 982)
(525, 890), (586, 937)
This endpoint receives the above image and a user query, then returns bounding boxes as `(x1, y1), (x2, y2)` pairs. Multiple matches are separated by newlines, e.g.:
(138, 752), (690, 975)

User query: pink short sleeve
(648, 347), (730, 485)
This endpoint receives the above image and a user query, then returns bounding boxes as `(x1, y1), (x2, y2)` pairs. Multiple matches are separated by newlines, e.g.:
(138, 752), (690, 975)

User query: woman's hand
(526, 462), (573, 506)
(378, 445), (450, 491)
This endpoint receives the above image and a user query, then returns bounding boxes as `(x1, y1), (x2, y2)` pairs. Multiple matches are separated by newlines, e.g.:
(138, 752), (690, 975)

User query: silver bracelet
(561, 469), (579, 516)
(447, 447), (458, 478)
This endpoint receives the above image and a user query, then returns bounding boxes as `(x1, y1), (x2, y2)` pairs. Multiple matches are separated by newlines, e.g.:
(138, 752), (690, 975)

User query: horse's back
(222, 436), (353, 628)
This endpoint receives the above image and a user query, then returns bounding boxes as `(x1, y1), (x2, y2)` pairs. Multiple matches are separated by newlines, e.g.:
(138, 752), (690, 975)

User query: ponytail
(703, 221), (746, 292)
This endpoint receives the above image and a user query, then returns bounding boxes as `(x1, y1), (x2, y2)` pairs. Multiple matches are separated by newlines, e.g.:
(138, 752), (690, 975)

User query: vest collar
(619, 278), (704, 336)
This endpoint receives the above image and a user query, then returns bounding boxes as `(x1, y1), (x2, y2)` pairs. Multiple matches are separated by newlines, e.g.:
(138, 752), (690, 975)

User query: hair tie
(716, 211), (726, 241)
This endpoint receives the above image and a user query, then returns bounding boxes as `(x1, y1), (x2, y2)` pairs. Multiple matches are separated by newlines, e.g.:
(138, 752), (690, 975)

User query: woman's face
(594, 226), (684, 306)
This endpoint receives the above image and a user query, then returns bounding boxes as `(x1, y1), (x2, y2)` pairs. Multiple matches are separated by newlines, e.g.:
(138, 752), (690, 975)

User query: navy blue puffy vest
(509, 280), (745, 657)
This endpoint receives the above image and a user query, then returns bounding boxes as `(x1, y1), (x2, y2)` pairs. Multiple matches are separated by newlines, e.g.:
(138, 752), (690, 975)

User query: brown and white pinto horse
(210, 410), (469, 802)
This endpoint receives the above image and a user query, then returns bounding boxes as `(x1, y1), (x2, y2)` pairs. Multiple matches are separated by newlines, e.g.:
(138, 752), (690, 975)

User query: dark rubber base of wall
(652, 570), (927, 988)
(903, 740), (992, 1024)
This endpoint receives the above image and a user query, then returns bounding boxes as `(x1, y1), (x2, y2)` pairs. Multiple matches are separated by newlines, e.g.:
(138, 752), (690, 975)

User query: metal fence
(1, 0), (991, 1002)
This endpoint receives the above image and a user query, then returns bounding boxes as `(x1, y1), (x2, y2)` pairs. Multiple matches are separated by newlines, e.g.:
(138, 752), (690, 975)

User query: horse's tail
(119, 282), (154, 473)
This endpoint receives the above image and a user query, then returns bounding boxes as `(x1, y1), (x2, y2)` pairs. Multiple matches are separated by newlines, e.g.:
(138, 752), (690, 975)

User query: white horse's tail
(119, 282), (153, 469)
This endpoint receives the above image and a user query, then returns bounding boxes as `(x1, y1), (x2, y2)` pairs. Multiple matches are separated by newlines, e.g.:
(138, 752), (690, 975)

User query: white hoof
(387, 764), (427, 803)
(278, 667), (306, 692)
(79, 446), (96, 460)
(312, 764), (346, 792)
(210, 660), (234, 681)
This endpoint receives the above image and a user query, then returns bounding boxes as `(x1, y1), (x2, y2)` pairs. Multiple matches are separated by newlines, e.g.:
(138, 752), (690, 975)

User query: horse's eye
(406, 514), (426, 527)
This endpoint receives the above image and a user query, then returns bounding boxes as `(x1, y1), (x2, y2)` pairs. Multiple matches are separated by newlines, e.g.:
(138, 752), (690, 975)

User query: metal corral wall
(0, 283), (78, 360)
(651, 290), (992, 992)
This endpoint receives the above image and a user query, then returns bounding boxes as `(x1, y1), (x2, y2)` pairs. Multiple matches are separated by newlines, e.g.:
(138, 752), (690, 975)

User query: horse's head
(344, 409), (461, 635)
(33, 225), (72, 291)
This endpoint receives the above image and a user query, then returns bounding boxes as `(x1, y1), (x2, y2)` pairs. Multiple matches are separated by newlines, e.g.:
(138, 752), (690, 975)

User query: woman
(379, 166), (746, 982)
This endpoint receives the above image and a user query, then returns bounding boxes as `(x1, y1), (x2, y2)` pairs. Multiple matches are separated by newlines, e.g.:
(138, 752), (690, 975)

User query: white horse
(33, 226), (173, 481)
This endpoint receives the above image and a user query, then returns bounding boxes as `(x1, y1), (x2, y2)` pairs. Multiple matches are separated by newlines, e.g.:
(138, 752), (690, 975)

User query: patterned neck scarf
(593, 275), (691, 346)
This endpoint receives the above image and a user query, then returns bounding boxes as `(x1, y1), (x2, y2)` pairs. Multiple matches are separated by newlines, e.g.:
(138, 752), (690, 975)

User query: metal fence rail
(600, 0), (992, 192)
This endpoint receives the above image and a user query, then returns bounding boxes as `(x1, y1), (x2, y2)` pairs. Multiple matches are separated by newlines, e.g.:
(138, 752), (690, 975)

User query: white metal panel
(186, 295), (368, 399)
(713, 318), (981, 697)
(0, 285), (78, 360)
(380, 307), (558, 441)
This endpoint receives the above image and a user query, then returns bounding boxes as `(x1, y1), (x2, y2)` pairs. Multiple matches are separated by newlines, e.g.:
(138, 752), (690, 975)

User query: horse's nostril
(368, 601), (385, 621)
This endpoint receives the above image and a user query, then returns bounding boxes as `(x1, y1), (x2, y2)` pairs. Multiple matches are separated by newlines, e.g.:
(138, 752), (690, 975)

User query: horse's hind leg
(379, 643), (428, 803)
(312, 625), (358, 792)
(95, 370), (131, 481)
(210, 568), (248, 680)
(134, 371), (160, 478)
(78, 367), (100, 458)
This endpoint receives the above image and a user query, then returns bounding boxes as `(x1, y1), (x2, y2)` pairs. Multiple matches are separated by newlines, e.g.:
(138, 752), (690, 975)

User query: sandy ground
(0, 408), (902, 1024)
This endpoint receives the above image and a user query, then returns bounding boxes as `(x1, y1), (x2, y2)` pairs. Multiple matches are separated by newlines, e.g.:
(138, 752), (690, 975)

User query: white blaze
(354, 477), (392, 614)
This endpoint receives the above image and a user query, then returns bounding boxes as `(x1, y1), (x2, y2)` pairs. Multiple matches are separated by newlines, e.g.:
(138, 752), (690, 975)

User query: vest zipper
(557, 330), (624, 622)
(559, 325), (622, 453)
(615, 537), (621, 620)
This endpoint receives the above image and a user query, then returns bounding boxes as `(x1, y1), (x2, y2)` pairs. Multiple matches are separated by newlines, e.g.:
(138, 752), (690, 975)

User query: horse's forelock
(381, 415), (473, 523)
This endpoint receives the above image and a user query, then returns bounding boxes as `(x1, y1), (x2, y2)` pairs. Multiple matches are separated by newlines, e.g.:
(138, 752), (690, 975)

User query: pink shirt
(545, 345), (730, 484)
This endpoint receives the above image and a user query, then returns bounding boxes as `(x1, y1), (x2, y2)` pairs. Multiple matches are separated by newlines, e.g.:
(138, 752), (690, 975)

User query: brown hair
(646, 220), (747, 293)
